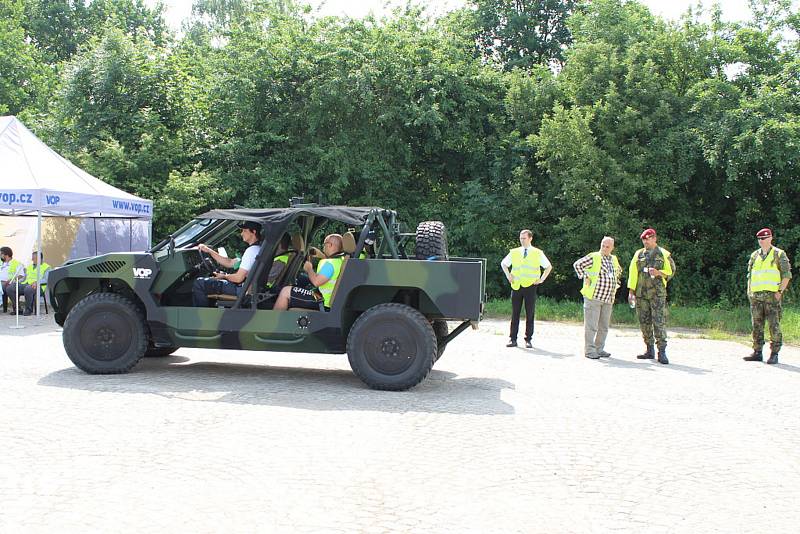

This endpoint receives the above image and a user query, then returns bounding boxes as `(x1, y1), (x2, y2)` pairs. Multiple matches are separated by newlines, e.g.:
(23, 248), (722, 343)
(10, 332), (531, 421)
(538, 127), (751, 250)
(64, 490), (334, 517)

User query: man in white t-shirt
(191, 221), (262, 307)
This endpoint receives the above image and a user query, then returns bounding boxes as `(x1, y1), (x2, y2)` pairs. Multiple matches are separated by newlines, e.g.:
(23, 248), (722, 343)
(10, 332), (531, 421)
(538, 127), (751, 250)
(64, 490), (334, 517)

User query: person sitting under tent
(1, 247), (25, 314)
(6, 251), (50, 316)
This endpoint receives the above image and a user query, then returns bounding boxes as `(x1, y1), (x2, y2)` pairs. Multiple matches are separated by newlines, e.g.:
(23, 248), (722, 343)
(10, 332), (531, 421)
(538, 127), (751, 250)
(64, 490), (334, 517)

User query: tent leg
(36, 210), (42, 317)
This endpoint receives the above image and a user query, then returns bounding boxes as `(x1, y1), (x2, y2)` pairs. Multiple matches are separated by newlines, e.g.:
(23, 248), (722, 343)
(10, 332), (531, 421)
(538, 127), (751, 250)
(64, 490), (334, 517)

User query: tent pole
(36, 209), (42, 317)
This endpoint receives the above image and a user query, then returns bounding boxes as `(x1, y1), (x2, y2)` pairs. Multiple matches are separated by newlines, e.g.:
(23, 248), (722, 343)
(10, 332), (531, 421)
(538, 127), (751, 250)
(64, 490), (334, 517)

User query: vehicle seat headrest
(342, 231), (356, 255)
(291, 233), (304, 252)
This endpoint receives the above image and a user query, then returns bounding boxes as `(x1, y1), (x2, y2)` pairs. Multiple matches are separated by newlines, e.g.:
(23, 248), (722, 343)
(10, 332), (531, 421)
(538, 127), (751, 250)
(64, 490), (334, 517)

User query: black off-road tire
(144, 344), (179, 357)
(62, 293), (148, 374)
(432, 320), (449, 361)
(347, 303), (437, 391)
(415, 221), (448, 260)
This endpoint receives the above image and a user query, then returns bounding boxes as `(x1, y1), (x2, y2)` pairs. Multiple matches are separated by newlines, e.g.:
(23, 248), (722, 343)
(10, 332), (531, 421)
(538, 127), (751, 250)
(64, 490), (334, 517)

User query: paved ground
(1, 313), (798, 533)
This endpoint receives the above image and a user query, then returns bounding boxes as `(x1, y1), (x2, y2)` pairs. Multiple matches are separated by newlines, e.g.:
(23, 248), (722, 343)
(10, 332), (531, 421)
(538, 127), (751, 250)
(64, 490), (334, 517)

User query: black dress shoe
(525, 340), (533, 349)
(506, 340), (517, 348)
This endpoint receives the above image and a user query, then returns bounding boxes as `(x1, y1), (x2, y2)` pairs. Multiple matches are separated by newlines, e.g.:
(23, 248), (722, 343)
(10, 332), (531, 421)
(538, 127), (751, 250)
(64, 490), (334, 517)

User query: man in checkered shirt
(573, 237), (623, 359)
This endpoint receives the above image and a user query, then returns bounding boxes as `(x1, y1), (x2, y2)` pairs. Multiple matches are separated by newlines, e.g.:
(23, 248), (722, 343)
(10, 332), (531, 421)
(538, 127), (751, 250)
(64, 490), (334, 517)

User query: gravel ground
(1, 313), (798, 533)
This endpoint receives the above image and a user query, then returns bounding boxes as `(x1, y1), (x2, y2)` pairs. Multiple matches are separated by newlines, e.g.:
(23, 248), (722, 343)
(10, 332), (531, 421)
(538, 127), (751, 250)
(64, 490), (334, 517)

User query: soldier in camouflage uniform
(744, 228), (792, 365)
(627, 228), (676, 365)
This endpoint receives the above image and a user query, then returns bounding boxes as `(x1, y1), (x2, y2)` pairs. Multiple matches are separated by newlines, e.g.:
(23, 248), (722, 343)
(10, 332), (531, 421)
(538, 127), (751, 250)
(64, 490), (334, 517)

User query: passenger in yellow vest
(573, 237), (622, 359)
(275, 234), (343, 311)
(231, 233), (291, 289)
(1, 246), (25, 314)
(744, 228), (792, 364)
(6, 251), (51, 316)
(627, 228), (675, 365)
(500, 229), (552, 348)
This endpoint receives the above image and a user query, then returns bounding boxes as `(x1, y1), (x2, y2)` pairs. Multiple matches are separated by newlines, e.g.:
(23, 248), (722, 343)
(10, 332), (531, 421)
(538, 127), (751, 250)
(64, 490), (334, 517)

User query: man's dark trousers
(192, 277), (240, 307)
(510, 284), (537, 342)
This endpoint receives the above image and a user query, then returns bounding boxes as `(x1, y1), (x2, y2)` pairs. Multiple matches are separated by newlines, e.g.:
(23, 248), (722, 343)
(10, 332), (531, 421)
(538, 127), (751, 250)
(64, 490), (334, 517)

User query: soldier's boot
(657, 347), (669, 365)
(743, 350), (763, 362)
(636, 345), (655, 359)
(766, 352), (779, 365)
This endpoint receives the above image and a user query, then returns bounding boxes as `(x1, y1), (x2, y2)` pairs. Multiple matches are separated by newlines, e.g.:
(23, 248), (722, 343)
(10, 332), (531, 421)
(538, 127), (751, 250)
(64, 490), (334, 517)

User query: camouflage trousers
(636, 295), (667, 350)
(750, 297), (782, 352)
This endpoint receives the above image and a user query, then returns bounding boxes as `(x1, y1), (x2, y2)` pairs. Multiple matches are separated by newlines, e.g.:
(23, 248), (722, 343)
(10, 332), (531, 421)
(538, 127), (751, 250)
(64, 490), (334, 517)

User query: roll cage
(154, 203), (417, 311)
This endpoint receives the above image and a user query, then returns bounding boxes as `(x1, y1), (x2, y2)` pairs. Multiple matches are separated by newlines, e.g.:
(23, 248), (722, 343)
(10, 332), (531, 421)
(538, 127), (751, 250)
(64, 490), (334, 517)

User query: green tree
(53, 29), (220, 233)
(22, 0), (168, 64)
(472, 0), (584, 69)
(0, 0), (52, 115)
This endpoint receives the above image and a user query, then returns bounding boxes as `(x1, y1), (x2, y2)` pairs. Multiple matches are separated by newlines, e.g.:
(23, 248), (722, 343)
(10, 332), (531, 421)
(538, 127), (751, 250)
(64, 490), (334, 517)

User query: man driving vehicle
(274, 234), (343, 311)
(191, 221), (262, 307)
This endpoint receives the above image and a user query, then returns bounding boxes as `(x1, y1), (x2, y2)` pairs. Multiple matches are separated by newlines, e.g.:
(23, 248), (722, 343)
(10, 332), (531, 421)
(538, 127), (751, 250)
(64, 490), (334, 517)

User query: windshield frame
(150, 218), (219, 252)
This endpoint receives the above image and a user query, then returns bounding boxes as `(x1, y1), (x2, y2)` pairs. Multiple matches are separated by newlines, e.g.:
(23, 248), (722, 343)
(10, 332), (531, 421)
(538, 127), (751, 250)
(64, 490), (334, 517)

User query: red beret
(640, 228), (656, 239)
(756, 228), (772, 238)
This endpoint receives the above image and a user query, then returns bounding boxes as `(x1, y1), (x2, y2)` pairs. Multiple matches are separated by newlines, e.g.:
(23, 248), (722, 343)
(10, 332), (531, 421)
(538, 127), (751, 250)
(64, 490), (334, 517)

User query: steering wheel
(197, 249), (216, 275)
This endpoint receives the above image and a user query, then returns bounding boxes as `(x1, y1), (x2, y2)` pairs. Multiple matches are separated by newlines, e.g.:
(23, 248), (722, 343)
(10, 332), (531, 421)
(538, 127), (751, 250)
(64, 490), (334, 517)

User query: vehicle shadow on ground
(38, 358), (516, 415)
(529, 347), (572, 359)
(773, 363), (800, 374)
(598, 357), (710, 375)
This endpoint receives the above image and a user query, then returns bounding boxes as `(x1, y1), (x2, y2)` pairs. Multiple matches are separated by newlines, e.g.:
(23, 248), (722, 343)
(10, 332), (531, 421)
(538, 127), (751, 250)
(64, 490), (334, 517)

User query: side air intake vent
(87, 260), (126, 274)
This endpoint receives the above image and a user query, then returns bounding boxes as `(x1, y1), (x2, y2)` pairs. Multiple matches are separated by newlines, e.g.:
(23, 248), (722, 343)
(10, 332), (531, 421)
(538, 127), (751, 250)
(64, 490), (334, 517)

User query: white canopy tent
(0, 115), (154, 316)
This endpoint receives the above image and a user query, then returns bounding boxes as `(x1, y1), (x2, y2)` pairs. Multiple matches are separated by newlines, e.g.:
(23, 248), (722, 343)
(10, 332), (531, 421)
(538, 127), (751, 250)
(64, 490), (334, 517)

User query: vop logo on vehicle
(132, 268), (153, 279)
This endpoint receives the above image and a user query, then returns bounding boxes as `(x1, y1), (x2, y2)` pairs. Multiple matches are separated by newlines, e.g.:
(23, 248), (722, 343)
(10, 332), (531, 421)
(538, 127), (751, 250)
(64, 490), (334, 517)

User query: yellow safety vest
(509, 247), (543, 290)
(266, 253), (289, 288)
(3, 259), (23, 282)
(627, 247), (672, 290)
(317, 257), (343, 307)
(749, 248), (782, 293)
(24, 262), (50, 286)
(580, 252), (621, 299)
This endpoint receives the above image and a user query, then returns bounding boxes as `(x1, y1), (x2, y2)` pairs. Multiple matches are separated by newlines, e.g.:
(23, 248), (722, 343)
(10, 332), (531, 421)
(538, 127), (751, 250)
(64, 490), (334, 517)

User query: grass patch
(484, 297), (800, 345)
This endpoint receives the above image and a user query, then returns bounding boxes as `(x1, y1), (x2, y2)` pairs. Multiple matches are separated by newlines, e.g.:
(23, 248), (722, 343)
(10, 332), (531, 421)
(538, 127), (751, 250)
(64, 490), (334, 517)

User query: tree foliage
(4, 0), (799, 304)
(472, 0), (584, 69)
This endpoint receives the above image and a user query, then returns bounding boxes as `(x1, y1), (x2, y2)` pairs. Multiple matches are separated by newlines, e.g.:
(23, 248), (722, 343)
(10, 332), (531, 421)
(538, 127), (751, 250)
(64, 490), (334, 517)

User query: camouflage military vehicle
(48, 202), (486, 390)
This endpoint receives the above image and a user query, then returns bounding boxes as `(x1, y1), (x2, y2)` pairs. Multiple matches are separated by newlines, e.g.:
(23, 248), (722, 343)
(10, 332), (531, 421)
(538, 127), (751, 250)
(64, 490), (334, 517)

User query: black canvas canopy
(199, 206), (384, 227)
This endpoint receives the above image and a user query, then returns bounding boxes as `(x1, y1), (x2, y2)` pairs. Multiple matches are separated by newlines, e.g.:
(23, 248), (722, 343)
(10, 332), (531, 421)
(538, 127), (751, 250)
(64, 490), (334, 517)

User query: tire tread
(347, 303), (436, 391)
(63, 292), (147, 374)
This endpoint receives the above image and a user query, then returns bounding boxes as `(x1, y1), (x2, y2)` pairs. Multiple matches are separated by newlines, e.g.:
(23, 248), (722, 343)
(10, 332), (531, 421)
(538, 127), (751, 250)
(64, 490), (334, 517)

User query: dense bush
(6, 0), (799, 304)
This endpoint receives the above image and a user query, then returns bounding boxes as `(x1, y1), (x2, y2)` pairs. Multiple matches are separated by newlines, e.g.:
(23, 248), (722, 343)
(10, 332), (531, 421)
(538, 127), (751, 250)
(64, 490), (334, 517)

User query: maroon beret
(756, 228), (772, 238)
(640, 228), (656, 239)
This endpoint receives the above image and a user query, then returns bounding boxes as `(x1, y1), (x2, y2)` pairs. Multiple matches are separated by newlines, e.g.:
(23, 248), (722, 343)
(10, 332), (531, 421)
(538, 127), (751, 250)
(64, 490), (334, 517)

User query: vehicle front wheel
(347, 303), (437, 391)
(62, 293), (148, 374)
(144, 344), (179, 357)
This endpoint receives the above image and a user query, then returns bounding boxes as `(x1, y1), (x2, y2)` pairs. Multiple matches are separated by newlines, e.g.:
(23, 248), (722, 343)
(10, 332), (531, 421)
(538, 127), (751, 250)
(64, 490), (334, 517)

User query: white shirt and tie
(500, 247), (551, 271)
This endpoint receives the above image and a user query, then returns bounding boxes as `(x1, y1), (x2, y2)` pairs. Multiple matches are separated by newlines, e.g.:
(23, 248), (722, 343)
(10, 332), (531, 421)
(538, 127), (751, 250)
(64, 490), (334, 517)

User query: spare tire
(415, 221), (448, 260)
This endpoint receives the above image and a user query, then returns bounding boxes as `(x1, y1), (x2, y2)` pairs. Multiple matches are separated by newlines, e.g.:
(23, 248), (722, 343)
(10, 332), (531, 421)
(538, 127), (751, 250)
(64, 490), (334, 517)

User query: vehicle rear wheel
(347, 303), (437, 391)
(432, 320), (449, 361)
(415, 221), (448, 260)
(62, 293), (147, 374)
